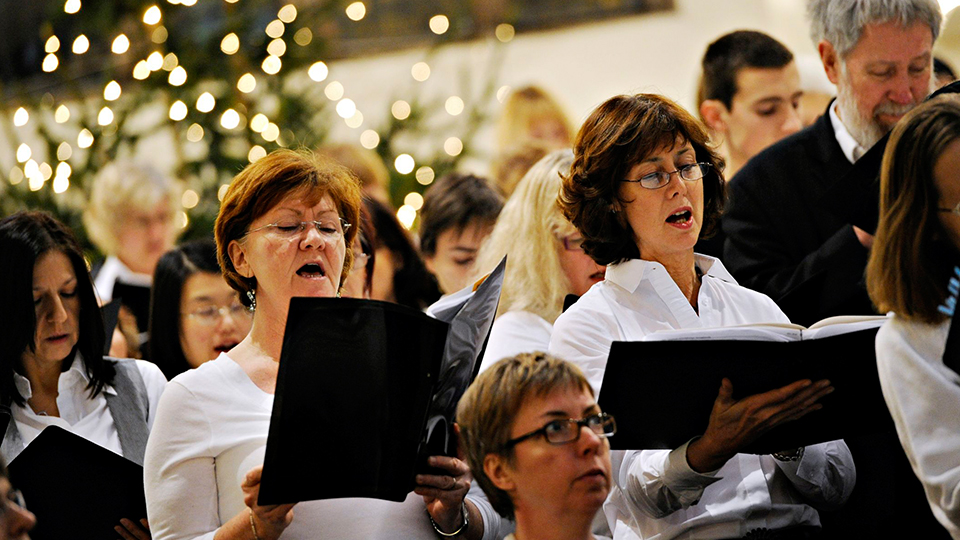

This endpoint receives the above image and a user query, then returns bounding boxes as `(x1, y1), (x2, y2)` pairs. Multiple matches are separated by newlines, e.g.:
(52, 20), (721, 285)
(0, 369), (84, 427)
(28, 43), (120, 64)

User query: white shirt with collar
(93, 255), (153, 305)
(548, 255), (856, 540)
(11, 353), (166, 457)
(829, 101), (866, 164)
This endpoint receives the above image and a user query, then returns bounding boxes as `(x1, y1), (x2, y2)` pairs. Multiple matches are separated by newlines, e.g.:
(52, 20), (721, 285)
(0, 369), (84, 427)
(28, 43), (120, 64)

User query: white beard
(835, 63), (925, 150)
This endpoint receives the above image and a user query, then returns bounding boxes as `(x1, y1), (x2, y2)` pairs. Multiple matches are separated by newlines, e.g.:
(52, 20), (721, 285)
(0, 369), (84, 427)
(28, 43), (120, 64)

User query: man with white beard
(723, 2), (951, 538)
(722, 0), (941, 328)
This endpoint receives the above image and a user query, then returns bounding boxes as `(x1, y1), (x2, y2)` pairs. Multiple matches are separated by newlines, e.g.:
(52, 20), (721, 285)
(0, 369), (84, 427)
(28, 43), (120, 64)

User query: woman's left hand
(415, 455), (472, 533)
(115, 518), (151, 540)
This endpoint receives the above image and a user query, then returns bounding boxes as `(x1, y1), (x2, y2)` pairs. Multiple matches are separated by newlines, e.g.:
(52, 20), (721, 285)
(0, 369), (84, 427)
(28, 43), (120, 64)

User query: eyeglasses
(0, 489), (26, 520)
(185, 302), (253, 325)
(244, 217), (351, 242)
(505, 412), (616, 448)
(622, 162), (711, 190)
(939, 202), (960, 216)
(562, 235), (585, 252)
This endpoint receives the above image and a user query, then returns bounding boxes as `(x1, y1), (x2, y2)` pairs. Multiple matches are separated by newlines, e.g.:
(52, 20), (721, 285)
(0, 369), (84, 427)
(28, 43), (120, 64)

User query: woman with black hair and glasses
(0, 211), (166, 539)
(148, 239), (252, 380)
(548, 94), (855, 539)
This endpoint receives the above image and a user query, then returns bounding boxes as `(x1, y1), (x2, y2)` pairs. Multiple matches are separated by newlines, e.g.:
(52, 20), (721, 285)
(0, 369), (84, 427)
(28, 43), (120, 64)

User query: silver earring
(246, 289), (256, 311)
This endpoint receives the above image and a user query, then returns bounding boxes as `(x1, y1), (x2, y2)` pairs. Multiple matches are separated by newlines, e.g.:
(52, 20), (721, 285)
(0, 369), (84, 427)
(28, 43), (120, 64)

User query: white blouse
(548, 256), (856, 540)
(876, 316), (960, 538)
(479, 310), (554, 373)
(10, 354), (166, 458)
(144, 353), (507, 540)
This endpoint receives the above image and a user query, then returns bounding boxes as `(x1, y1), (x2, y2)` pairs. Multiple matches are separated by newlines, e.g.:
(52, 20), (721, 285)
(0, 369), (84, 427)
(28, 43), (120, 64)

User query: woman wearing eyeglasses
(144, 150), (489, 540)
(458, 352), (614, 540)
(548, 94), (855, 539)
(148, 239), (253, 380)
(472, 150), (605, 369)
(867, 95), (960, 537)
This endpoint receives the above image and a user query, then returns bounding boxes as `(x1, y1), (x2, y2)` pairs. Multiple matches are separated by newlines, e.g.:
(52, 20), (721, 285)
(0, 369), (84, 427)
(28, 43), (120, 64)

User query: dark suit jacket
(721, 103), (875, 327)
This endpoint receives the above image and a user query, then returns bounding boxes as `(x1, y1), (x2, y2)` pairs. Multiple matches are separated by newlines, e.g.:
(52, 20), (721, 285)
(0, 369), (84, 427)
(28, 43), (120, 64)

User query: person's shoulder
(733, 114), (832, 185)
(877, 315), (949, 352)
(132, 358), (168, 390)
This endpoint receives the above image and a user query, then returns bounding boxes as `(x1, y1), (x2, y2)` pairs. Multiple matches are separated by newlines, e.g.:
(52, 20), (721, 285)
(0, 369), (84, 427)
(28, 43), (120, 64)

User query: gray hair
(807, 0), (942, 57)
(83, 161), (182, 255)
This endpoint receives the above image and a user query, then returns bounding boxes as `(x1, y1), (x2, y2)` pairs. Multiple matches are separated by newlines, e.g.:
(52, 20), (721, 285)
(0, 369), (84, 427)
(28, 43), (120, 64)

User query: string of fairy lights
(6, 0), (520, 232)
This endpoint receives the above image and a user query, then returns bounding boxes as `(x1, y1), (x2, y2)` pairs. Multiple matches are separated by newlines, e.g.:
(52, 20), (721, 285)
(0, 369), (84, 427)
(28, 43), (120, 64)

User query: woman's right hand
(686, 378), (833, 473)
(241, 466), (295, 540)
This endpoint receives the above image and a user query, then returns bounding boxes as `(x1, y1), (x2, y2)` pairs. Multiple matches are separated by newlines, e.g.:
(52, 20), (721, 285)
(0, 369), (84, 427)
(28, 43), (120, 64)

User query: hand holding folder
(598, 318), (891, 455)
(257, 258), (505, 505)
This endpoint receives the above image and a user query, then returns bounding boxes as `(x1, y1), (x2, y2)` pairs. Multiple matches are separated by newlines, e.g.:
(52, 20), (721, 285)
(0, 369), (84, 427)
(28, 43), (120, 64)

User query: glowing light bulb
(495, 24), (515, 42)
(78, 129), (94, 148)
(146, 51), (164, 70)
(72, 35), (89, 54)
(267, 38), (286, 57)
(404, 192), (424, 210)
(220, 109), (240, 129)
(429, 15), (449, 34)
(64, 0), (81, 14)
(221, 33), (240, 55)
(411, 62), (430, 82)
(182, 189), (199, 208)
(169, 100), (188, 121)
(16, 144), (31, 163)
(104, 80), (122, 101)
(391, 100), (411, 120)
(396, 205), (417, 230)
(444, 137), (463, 156)
(262, 55), (282, 75)
(196, 92), (215, 113)
(133, 61), (151, 79)
(278, 4), (297, 22)
(13, 108), (28, 127)
(250, 114), (269, 133)
(416, 166), (435, 185)
(42, 54), (59, 72)
(97, 107), (114, 126)
(308, 62), (328, 82)
(336, 98), (356, 119)
(394, 154), (415, 174)
(168, 66), (187, 86)
(265, 20), (285, 38)
(345, 2), (366, 21)
(360, 130), (379, 149)
(237, 73), (256, 93)
(143, 6), (162, 25)
(45, 36), (60, 53)
(55, 105), (70, 123)
(248, 145), (267, 163)
(324, 81), (344, 100)
(445, 96), (464, 116)
(186, 123), (204, 142)
(112, 34), (130, 54)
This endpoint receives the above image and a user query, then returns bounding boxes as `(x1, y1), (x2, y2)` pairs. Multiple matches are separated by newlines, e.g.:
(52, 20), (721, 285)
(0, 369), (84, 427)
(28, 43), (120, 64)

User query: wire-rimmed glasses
(622, 162), (712, 190)
(244, 217), (351, 242)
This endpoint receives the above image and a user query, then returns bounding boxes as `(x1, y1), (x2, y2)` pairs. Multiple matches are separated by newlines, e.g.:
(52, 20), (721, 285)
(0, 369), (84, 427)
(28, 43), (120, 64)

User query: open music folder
(597, 317), (893, 454)
(258, 257), (505, 505)
(7, 425), (146, 540)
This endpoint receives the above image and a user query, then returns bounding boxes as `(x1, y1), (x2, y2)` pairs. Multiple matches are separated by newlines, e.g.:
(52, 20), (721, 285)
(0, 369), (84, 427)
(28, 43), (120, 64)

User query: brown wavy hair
(215, 149), (362, 303)
(867, 95), (960, 323)
(559, 94), (726, 266)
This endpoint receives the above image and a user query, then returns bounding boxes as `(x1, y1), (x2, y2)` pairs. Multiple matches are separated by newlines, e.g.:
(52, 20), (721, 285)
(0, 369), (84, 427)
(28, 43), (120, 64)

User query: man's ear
(699, 99), (728, 135)
(818, 40), (841, 85)
(228, 239), (253, 278)
(483, 453), (516, 493)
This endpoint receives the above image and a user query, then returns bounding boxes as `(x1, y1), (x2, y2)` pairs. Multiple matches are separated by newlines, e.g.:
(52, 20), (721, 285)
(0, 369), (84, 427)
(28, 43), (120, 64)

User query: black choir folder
(7, 425), (146, 540)
(598, 316), (893, 455)
(258, 257), (505, 505)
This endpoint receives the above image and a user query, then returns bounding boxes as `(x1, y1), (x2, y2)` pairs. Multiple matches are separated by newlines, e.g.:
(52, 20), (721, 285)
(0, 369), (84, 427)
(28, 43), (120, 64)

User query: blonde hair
(472, 149), (576, 324)
(83, 161), (182, 256)
(495, 86), (574, 156)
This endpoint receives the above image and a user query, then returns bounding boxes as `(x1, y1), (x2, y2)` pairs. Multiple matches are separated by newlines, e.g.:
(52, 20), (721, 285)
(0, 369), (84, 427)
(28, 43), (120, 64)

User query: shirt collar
(605, 254), (737, 294)
(12, 352), (116, 401)
(829, 100), (866, 164)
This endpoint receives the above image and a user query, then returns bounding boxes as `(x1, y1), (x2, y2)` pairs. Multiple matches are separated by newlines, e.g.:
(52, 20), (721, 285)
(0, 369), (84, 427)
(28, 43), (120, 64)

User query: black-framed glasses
(505, 412), (616, 448)
(939, 202), (960, 216)
(622, 162), (711, 190)
(244, 217), (351, 242)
